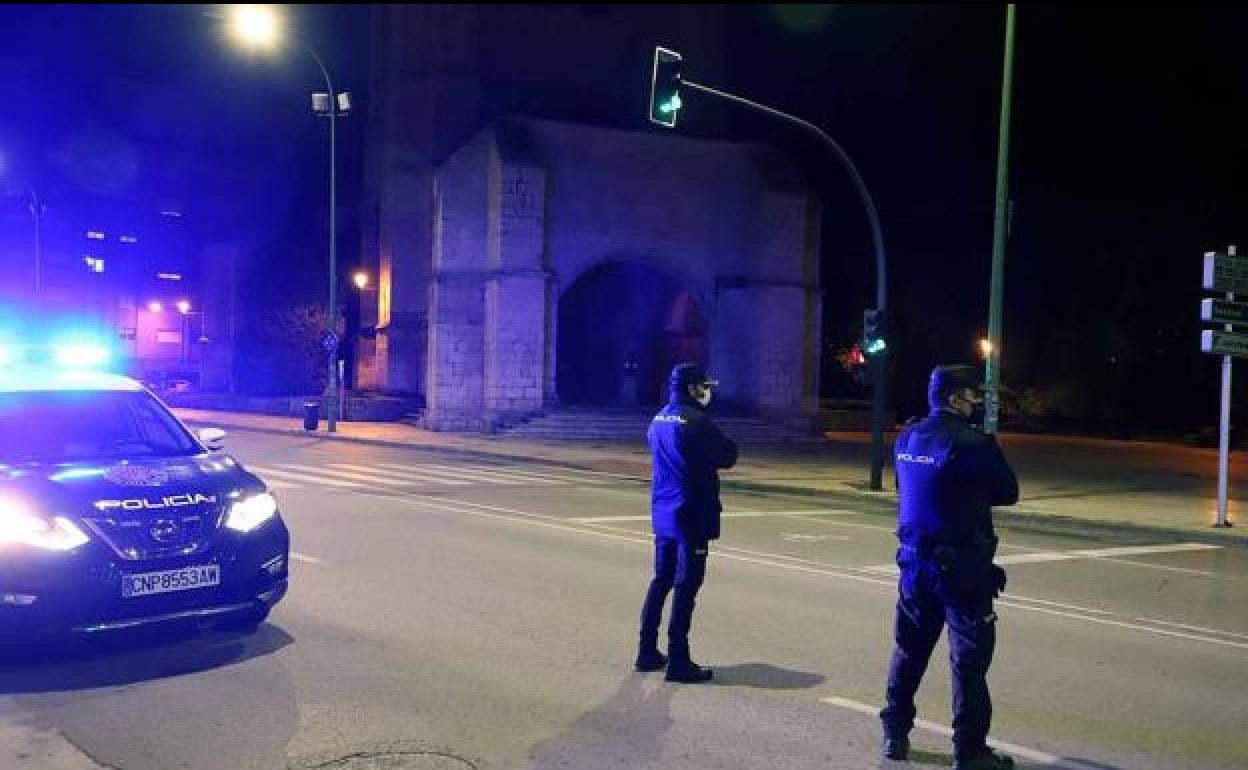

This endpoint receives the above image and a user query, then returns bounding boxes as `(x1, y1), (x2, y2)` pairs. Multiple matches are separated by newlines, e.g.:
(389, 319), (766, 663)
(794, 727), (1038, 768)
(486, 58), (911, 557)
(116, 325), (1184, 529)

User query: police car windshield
(0, 390), (199, 464)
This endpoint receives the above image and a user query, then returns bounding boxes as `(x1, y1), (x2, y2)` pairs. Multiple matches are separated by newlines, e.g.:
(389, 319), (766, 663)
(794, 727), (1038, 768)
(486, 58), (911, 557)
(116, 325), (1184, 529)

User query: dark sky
(0, 4), (1243, 431)
(723, 5), (1247, 429)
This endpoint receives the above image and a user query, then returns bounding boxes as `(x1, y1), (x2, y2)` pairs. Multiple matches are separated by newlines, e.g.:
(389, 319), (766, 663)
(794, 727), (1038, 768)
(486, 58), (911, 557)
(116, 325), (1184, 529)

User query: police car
(0, 344), (288, 642)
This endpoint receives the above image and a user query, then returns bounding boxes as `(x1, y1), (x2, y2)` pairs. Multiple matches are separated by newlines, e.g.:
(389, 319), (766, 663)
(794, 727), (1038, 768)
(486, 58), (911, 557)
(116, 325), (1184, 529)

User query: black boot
(953, 749), (1014, 769)
(665, 660), (713, 683)
(881, 733), (910, 761)
(634, 648), (668, 672)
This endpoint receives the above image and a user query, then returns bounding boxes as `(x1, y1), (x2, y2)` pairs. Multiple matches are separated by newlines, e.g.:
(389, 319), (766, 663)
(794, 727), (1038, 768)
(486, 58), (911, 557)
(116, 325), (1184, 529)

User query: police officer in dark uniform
(635, 363), (738, 683)
(880, 365), (1018, 769)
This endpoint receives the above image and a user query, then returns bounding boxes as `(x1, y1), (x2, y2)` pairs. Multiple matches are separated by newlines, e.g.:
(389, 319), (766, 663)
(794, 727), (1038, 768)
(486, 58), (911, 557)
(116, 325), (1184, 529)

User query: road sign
(321, 329), (339, 354)
(1201, 298), (1248, 326)
(1201, 330), (1248, 358)
(1202, 251), (1248, 293)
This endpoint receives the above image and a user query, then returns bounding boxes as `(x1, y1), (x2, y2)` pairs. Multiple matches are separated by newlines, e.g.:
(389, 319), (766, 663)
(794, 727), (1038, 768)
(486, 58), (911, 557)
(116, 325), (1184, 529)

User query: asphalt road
(1, 431), (1245, 770)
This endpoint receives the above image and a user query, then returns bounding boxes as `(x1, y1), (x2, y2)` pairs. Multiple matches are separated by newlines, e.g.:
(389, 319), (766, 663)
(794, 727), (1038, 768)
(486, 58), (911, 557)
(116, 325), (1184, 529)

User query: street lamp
(352, 270), (369, 291)
(979, 338), (993, 358)
(226, 4), (349, 432)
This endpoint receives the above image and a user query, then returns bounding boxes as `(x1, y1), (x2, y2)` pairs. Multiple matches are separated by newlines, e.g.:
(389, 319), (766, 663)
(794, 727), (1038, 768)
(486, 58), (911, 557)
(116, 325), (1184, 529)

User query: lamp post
(228, 5), (349, 432)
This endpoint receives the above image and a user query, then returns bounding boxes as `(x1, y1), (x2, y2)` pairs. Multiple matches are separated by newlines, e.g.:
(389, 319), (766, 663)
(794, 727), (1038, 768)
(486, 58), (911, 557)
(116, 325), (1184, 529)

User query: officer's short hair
(928, 365), (981, 408)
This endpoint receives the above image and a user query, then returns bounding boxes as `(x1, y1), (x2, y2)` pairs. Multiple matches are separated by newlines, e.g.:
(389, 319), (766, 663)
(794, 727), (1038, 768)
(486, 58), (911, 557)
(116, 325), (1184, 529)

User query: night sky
(0, 5), (1244, 434)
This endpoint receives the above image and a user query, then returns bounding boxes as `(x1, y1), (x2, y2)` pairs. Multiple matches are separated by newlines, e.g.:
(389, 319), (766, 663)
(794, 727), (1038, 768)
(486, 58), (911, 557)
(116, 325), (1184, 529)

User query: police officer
(880, 365), (1018, 769)
(635, 363), (738, 683)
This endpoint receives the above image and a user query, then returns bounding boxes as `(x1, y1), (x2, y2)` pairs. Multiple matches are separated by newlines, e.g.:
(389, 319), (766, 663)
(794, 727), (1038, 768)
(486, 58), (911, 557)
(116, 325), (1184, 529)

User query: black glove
(992, 564), (1007, 597)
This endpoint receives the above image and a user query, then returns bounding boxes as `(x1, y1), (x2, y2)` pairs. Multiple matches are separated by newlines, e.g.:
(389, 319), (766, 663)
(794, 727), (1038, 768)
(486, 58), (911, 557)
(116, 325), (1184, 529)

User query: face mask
(968, 400), (986, 427)
(696, 388), (712, 407)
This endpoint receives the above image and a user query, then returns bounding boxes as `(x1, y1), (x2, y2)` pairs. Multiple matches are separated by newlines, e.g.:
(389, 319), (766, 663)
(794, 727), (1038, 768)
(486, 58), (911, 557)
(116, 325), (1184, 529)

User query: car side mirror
(198, 428), (227, 451)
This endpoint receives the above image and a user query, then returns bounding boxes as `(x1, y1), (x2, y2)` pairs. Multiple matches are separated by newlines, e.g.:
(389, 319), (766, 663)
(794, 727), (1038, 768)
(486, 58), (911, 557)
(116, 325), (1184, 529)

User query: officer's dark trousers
(639, 536), (708, 663)
(880, 558), (997, 759)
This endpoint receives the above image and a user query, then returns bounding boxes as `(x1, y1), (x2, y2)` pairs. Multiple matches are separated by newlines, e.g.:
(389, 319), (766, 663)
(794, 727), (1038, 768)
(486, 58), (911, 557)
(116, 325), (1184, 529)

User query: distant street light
(226, 4), (350, 433)
(176, 299), (192, 315)
(353, 270), (369, 290)
(148, 301), (163, 314)
(979, 338), (993, 358)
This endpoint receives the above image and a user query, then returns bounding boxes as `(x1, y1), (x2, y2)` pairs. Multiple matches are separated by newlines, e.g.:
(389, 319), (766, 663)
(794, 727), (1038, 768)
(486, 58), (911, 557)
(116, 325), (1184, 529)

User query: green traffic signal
(865, 338), (887, 355)
(649, 47), (684, 128)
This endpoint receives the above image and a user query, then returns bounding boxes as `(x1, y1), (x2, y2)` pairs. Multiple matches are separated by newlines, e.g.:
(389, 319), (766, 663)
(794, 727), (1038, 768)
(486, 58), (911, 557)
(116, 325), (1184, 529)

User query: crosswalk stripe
(248, 465), (362, 488)
(264, 478), (301, 490)
(372, 462), (518, 485)
(328, 463), (470, 486)
(418, 463), (566, 485)
(376, 462), (561, 485)
(457, 464), (609, 485)
(278, 462), (424, 486)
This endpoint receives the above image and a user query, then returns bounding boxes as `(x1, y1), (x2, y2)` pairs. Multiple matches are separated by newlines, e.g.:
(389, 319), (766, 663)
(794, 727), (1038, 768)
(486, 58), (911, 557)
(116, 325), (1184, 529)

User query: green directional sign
(1201, 298), (1248, 326)
(1202, 251), (1248, 293)
(1201, 330), (1248, 358)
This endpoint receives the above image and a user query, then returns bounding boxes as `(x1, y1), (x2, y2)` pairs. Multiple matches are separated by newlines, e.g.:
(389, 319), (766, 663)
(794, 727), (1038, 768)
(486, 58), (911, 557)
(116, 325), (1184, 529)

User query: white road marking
(1134, 617), (1248, 641)
(458, 464), (610, 485)
(781, 533), (849, 543)
(290, 552), (322, 564)
(820, 695), (1108, 770)
(570, 509), (861, 523)
(328, 462), (471, 486)
(280, 462), (423, 485)
(248, 465), (362, 488)
(375, 462), (561, 485)
(861, 542), (1221, 574)
(264, 478), (301, 490)
(366, 493), (1248, 652)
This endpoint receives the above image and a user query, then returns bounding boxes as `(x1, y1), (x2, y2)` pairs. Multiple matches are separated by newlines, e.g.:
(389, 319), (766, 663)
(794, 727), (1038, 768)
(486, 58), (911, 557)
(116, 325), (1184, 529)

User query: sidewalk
(173, 409), (1248, 547)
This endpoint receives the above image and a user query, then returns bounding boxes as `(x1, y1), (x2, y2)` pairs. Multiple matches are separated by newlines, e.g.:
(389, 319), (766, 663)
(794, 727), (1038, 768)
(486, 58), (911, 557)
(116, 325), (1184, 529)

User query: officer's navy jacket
(894, 409), (1019, 558)
(647, 392), (739, 543)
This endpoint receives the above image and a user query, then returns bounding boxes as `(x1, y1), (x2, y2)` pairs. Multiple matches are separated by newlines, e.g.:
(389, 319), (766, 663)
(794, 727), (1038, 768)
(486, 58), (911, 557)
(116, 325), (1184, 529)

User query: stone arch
(556, 259), (707, 407)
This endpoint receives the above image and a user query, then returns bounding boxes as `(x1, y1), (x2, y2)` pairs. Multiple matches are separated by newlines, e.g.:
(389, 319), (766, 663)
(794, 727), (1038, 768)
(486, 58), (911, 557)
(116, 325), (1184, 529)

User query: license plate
(121, 565), (220, 598)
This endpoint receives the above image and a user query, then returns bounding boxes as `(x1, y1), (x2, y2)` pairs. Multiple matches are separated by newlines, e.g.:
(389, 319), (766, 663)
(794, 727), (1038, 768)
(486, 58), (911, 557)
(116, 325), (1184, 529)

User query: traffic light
(649, 47), (684, 128)
(863, 308), (887, 356)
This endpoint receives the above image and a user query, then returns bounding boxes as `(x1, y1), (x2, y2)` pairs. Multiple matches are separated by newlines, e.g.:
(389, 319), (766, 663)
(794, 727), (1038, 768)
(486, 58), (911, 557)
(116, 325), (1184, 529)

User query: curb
(183, 416), (1248, 548)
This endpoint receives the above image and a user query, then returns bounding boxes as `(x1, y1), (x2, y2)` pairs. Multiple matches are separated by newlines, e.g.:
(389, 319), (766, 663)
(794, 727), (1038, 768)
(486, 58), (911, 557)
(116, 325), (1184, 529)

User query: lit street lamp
(227, 4), (350, 432)
(352, 270), (370, 291)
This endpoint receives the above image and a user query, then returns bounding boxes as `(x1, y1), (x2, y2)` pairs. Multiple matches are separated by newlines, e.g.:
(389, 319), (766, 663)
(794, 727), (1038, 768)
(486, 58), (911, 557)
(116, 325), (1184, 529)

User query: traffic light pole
(680, 79), (891, 489)
(984, 4), (1016, 435)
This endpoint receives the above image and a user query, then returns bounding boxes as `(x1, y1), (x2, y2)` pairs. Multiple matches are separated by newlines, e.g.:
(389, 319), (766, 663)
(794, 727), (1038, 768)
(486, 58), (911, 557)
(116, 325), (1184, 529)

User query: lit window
(157, 272), (183, 281)
(85, 230), (106, 240)
(119, 235), (138, 244)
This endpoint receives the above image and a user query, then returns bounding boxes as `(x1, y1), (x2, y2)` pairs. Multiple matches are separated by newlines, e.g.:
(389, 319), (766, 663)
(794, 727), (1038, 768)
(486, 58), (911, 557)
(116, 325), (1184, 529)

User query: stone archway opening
(556, 261), (706, 407)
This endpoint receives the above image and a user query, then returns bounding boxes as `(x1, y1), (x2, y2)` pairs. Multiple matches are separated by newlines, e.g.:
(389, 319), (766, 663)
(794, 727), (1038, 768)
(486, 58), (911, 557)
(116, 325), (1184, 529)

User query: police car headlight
(225, 492), (278, 533)
(0, 498), (90, 551)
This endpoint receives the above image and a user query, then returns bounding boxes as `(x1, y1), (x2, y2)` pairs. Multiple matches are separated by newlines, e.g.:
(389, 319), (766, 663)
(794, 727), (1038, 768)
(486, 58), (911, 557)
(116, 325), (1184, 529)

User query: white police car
(0, 351), (288, 642)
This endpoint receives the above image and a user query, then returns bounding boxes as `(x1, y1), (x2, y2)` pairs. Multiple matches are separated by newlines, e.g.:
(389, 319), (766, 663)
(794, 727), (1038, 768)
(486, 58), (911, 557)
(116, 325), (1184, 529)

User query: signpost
(1200, 246), (1240, 528)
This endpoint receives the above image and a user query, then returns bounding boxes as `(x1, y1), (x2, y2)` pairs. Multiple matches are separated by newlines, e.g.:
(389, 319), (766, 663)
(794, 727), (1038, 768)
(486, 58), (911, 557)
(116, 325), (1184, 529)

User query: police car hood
(0, 453), (263, 518)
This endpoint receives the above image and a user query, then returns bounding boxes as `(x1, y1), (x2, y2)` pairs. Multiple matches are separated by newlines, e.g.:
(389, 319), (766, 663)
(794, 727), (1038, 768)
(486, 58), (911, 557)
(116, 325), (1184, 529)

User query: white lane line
(328, 463), (471, 486)
(1070, 543), (1220, 557)
(264, 479), (301, 490)
(820, 695), (1106, 770)
(570, 509), (861, 523)
(1134, 617), (1248, 641)
(365, 491), (1248, 653)
(290, 552), (322, 565)
(860, 542), (1222, 573)
(1001, 595), (1115, 617)
(248, 466), (362, 488)
(375, 462), (558, 485)
(279, 462), (424, 486)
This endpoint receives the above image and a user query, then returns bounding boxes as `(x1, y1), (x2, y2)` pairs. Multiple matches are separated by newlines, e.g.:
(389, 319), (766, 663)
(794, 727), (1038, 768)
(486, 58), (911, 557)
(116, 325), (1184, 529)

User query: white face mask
(696, 388), (712, 407)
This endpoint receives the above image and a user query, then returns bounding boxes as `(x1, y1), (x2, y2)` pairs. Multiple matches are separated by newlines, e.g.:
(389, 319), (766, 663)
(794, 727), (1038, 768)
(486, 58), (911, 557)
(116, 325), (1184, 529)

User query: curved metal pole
(682, 79), (891, 489)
